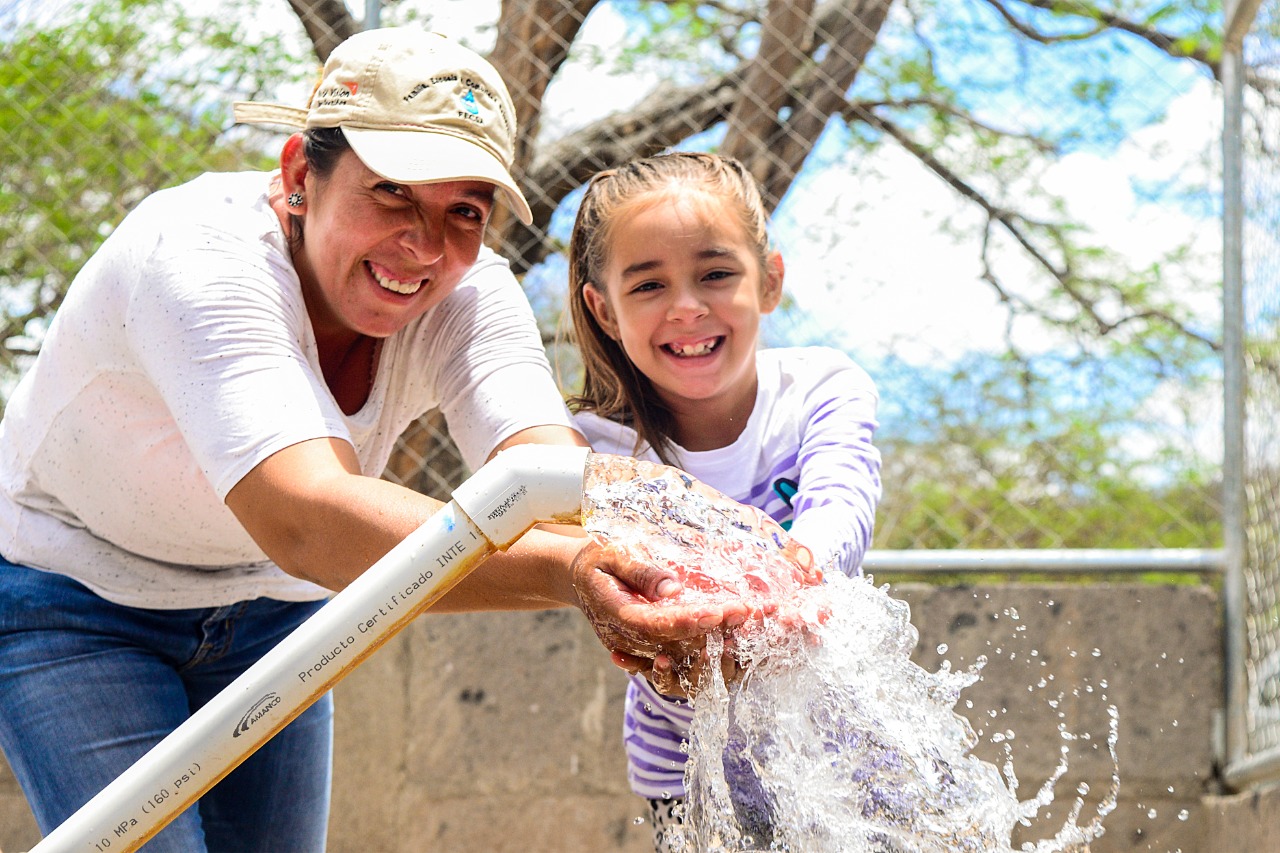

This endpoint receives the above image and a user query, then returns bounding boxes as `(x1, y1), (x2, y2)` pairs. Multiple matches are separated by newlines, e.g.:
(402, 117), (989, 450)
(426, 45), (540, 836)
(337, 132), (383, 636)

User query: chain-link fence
(0, 0), (1240, 552)
(9, 0), (1280, 802)
(0, 0), (1225, 556)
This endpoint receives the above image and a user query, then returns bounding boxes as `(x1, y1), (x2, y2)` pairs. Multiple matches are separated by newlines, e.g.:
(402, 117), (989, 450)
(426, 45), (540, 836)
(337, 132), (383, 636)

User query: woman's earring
(287, 192), (304, 208)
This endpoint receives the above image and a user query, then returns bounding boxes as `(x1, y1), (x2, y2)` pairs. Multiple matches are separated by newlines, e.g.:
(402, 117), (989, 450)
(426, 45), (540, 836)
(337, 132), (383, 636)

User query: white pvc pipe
(31, 445), (591, 853)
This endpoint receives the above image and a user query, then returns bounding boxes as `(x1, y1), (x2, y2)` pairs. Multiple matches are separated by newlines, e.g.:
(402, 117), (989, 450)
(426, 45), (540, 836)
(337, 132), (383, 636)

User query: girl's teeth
(372, 266), (423, 295)
(669, 339), (717, 356)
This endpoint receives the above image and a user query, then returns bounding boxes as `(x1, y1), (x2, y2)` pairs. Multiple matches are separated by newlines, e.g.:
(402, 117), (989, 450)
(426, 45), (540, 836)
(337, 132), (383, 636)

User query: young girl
(566, 151), (882, 850)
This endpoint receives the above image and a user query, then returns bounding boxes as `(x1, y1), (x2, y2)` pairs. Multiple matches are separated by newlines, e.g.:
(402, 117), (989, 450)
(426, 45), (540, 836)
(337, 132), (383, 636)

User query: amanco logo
(234, 692), (282, 738)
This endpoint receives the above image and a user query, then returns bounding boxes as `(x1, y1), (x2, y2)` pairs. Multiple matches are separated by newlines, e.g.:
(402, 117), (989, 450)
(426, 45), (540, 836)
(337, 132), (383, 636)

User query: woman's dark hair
(564, 151), (771, 465)
(286, 127), (350, 248)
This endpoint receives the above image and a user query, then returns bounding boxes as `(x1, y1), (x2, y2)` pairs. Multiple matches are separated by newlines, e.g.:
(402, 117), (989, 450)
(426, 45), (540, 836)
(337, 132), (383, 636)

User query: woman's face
(289, 148), (496, 345)
(583, 188), (782, 441)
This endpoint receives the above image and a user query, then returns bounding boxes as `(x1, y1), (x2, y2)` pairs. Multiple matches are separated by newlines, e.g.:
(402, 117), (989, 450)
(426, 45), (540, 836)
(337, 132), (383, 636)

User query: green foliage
(878, 460), (1221, 550)
(872, 351), (1222, 552)
(0, 0), (295, 387)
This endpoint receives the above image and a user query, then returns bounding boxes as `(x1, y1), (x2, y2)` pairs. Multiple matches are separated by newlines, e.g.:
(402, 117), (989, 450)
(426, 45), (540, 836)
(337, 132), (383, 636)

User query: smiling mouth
(664, 337), (723, 357)
(368, 262), (424, 296)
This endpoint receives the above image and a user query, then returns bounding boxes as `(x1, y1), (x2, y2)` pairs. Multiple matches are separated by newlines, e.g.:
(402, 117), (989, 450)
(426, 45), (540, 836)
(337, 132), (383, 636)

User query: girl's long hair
(565, 151), (771, 465)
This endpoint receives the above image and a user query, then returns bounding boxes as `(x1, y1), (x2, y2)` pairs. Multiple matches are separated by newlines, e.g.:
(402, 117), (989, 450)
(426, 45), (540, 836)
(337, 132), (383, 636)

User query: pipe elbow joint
(452, 444), (590, 549)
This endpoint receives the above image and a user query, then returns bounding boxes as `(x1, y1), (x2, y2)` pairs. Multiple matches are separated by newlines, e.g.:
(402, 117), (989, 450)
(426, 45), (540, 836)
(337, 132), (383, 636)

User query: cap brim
(342, 127), (533, 226)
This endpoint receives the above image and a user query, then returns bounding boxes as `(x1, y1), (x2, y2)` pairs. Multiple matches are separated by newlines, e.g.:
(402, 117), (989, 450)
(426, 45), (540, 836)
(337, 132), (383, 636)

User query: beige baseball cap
(234, 28), (532, 225)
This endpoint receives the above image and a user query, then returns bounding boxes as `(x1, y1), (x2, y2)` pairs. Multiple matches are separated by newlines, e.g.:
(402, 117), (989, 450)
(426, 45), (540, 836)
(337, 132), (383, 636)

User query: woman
(0, 28), (739, 852)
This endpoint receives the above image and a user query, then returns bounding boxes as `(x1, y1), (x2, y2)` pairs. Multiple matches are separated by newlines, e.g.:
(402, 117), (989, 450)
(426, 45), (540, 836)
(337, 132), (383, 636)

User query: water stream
(582, 455), (1118, 853)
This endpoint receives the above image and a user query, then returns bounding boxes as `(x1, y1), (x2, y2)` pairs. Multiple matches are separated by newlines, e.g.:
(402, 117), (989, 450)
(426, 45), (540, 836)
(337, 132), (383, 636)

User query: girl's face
(583, 189), (783, 448)
(285, 145), (496, 348)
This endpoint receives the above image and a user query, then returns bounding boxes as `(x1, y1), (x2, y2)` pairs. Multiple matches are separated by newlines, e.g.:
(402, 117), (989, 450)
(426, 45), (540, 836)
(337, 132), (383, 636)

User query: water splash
(583, 455), (1118, 852)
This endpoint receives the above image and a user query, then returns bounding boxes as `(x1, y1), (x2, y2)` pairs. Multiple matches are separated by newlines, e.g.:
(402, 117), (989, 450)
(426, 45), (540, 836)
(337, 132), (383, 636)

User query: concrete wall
(3, 583), (1279, 852)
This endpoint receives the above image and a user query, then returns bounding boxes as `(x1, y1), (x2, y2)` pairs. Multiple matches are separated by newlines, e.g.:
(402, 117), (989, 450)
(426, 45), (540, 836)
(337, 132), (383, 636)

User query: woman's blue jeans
(0, 558), (332, 852)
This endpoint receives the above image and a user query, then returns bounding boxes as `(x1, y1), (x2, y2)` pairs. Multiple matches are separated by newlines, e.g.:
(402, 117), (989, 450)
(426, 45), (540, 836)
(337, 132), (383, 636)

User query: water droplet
(1178, 809), (1190, 821)
(936, 643), (949, 654)
(1147, 808), (1158, 819)
(633, 816), (646, 826)
(1091, 648), (1102, 657)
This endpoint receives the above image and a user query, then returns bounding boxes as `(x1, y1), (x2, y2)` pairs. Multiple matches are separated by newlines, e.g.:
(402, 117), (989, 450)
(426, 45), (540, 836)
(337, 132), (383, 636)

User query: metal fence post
(1221, 0), (1249, 775)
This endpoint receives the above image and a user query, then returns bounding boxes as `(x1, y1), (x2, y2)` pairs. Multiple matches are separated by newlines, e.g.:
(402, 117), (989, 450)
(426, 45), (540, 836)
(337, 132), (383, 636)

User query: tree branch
(863, 110), (1219, 351)
(512, 76), (740, 270)
(982, 0), (1219, 74)
(746, 0), (896, 206)
(489, 0), (601, 236)
(860, 110), (1068, 278)
(720, 0), (817, 166)
(853, 96), (1057, 152)
(284, 0), (359, 62)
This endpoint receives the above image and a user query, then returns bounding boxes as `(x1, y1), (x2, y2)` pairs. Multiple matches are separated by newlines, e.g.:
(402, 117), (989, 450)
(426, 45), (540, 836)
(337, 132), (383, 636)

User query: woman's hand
(570, 536), (749, 678)
(605, 632), (745, 701)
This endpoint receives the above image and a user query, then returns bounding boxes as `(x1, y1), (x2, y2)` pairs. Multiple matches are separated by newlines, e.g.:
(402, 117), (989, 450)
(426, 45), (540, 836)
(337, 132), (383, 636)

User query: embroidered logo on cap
(314, 83), (356, 108)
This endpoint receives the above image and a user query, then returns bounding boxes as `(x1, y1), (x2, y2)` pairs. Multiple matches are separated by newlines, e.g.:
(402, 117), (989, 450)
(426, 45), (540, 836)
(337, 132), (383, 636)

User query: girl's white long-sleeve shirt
(574, 346), (882, 799)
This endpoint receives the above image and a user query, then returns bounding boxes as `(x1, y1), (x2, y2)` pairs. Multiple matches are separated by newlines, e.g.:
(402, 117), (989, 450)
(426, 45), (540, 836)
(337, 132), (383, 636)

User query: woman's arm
(225, 436), (437, 592)
(224, 429), (744, 656)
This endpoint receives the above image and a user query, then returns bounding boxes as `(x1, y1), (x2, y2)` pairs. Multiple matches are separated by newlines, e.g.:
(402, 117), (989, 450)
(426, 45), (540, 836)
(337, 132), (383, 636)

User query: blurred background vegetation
(0, 0), (1249, 554)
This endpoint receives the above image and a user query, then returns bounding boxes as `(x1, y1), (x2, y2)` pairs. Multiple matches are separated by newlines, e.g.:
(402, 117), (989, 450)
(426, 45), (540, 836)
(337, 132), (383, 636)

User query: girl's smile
(663, 336), (724, 358)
